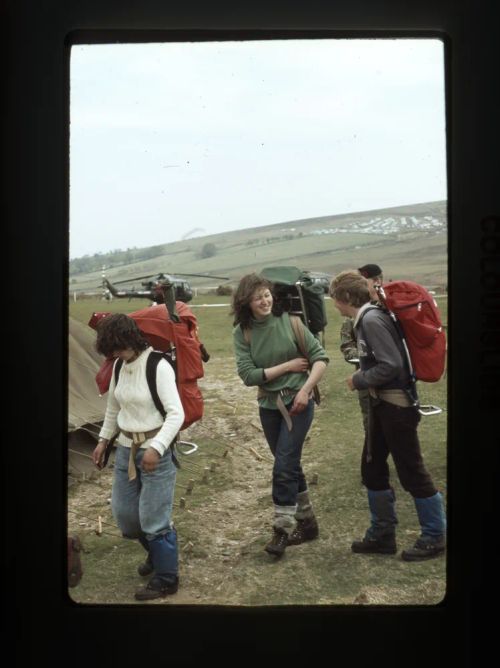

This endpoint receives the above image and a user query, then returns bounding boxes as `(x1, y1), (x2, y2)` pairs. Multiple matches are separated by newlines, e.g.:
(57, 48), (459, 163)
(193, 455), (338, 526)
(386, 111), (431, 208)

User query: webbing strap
(257, 387), (293, 431)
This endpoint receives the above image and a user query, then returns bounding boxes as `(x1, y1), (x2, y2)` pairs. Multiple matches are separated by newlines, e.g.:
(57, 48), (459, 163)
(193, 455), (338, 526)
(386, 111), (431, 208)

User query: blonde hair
(329, 270), (371, 307)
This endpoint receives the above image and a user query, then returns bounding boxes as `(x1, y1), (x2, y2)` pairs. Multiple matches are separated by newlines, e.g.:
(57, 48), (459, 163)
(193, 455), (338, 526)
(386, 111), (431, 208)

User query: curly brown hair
(329, 270), (371, 307)
(230, 273), (283, 329)
(95, 313), (149, 358)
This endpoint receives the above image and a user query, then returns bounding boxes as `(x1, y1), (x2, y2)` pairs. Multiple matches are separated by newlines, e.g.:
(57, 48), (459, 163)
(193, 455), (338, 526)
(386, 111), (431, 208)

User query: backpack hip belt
(121, 427), (162, 445)
(119, 427), (162, 481)
(257, 387), (298, 431)
(368, 387), (412, 407)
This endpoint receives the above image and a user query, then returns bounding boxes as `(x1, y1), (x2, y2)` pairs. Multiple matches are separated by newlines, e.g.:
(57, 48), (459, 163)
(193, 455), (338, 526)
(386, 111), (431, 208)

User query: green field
(70, 200), (447, 293)
(68, 293), (447, 606)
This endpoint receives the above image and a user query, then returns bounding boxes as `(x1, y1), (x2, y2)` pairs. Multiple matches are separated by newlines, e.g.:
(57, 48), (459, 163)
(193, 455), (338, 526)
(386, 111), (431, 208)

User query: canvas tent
(68, 317), (108, 477)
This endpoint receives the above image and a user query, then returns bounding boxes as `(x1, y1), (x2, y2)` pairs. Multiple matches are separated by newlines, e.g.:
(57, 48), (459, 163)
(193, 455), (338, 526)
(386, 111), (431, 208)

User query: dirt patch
(68, 356), (446, 606)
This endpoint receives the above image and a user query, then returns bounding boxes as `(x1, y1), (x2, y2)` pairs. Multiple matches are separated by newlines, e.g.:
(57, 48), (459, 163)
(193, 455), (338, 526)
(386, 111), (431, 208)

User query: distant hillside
(70, 200), (447, 292)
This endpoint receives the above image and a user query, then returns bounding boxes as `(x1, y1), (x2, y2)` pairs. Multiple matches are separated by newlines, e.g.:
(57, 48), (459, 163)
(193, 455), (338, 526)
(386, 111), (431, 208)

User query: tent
(68, 317), (108, 478)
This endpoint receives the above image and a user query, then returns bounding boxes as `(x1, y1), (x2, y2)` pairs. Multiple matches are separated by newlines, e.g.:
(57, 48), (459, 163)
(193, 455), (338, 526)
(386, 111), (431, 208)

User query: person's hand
(289, 388), (310, 415)
(287, 357), (310, 373)
(92, 440), (108, 469)
(346, 375), (356, 391)
(142, 447), (161, 473)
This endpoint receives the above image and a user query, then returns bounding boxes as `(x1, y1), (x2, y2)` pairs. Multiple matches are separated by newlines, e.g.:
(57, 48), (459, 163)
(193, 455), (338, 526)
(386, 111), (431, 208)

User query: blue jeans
(259, 399), (314, 507)
(111, 445), (177, 541)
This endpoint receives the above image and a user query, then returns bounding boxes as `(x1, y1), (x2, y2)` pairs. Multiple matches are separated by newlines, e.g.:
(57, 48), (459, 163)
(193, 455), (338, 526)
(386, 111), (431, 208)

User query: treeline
(70, 245), (168, 275)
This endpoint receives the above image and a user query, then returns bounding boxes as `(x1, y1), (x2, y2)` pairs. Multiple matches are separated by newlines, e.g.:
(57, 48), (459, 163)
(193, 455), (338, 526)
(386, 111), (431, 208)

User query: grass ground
(68, 292), (447, 606)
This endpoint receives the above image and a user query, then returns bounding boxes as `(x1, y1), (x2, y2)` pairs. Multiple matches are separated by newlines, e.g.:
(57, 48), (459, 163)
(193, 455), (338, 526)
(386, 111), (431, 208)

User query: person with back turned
(330, 270), (446, 561)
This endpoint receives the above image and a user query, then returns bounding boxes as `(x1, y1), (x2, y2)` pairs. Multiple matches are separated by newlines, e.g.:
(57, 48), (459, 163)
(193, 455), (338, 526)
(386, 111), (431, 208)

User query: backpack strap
(146, 352), (169, 418)
(289, 315), (307, 357)
(356, 304), (420, 409)
(114, 357), (124, 385)
(290, 315), (321, 406)
(146, 351), (180, 468)
(355, 304), (379, 326)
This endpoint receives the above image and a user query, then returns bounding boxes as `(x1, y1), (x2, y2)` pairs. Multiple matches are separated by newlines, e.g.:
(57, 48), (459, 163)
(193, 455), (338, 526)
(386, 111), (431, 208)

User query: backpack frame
(260, 266), (328, 343)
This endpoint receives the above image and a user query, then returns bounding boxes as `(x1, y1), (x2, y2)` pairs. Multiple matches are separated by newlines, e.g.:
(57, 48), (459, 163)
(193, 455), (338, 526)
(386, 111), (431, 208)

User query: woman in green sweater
(232, 273), (329, 557)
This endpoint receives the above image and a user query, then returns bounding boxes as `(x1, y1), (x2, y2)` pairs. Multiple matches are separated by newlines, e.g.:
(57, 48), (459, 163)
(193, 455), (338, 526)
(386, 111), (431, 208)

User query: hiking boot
(137, 554), (154, 577)
(264, 528), (288, 557)
(351, 534), (397, 555)
(401, 535), (445, 562)
(134, 575), (179, 601)
(287, 516), (319, 545)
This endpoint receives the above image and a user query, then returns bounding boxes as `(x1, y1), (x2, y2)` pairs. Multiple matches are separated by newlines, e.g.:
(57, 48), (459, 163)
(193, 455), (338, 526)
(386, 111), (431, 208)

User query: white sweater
(99, 347), (185, 456)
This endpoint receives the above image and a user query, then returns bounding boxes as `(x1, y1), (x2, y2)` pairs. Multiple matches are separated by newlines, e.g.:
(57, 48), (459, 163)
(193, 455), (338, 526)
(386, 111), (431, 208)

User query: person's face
(333, 298), (352, 317)
(366, 276), (382, 301)
(249, 286), (273, 320)
(113, 348), (137, 362)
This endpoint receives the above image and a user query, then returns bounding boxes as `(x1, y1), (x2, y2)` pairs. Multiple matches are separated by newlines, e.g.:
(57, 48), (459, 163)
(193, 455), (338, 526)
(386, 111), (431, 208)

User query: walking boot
(288, 490), (319, 545)
(134, 575), (179, 600)
(137, 554), (154, 577)
(137, 533), (154, 577)
(351, 488), (398, 555)
(288, 516), (319, 545)
(135, 528), (178, 600)
(402, 492), (446, 562)
(264, 528), (289, 557)
(351, 533), (397, 554)
(265, 504), (296, 557)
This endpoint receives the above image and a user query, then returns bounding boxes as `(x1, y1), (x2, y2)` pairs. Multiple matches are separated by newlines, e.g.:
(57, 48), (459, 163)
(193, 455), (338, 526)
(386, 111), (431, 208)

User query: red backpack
(375, 281), (446, 383)
(88, 301), (207, 429)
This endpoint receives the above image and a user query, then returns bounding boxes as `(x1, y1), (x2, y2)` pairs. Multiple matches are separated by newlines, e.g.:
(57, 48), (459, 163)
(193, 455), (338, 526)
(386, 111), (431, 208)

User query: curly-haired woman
(92, 313), (184, 600)
(232, 273), (329, 557)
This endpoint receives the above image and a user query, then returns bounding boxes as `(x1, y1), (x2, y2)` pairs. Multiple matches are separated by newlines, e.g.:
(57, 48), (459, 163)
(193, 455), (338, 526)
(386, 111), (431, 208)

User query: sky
(69, 38), (446, 259)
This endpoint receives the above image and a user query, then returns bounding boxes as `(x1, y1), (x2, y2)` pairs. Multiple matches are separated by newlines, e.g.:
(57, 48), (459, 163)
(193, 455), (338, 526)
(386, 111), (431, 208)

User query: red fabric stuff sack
(376, 281), (446, 383)
(89, 302), (205, 429)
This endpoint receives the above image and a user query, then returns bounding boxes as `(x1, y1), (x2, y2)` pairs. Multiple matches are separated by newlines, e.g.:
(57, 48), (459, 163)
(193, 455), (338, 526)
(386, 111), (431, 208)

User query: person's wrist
(148, 442), (163, 457)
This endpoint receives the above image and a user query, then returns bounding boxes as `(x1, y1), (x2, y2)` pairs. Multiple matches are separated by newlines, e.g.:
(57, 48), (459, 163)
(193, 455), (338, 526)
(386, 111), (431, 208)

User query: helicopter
(101, 271), (229, 303)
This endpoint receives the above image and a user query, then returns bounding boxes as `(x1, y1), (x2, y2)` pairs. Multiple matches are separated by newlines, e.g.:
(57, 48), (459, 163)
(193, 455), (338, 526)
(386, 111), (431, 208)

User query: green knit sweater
(233, 312), (329, 409)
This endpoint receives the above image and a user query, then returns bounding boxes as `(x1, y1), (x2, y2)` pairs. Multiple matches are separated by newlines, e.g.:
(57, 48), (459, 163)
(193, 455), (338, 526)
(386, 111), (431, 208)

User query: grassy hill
(70, 200), (447, 293)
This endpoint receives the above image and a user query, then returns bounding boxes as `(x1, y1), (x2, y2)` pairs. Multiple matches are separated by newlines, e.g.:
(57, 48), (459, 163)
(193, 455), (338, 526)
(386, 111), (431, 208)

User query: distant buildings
(308, 215), (445, 237)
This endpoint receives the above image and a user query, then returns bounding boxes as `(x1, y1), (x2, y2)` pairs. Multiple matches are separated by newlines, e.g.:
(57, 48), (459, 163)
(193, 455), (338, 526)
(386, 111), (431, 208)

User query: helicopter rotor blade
(107, 272), (229, 284)
(109, 274), (160, 285)
(168, 272), (230, 280)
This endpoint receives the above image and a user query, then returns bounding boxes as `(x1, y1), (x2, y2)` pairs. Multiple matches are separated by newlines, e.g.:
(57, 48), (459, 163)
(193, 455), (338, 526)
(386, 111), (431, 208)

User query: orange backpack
(376, 281), (446, 383)
(89, 301), (207, 430)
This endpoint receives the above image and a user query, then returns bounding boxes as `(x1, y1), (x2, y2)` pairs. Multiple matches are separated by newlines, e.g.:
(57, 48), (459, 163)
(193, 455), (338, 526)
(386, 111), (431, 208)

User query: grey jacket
(352, 305), (410, 391)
